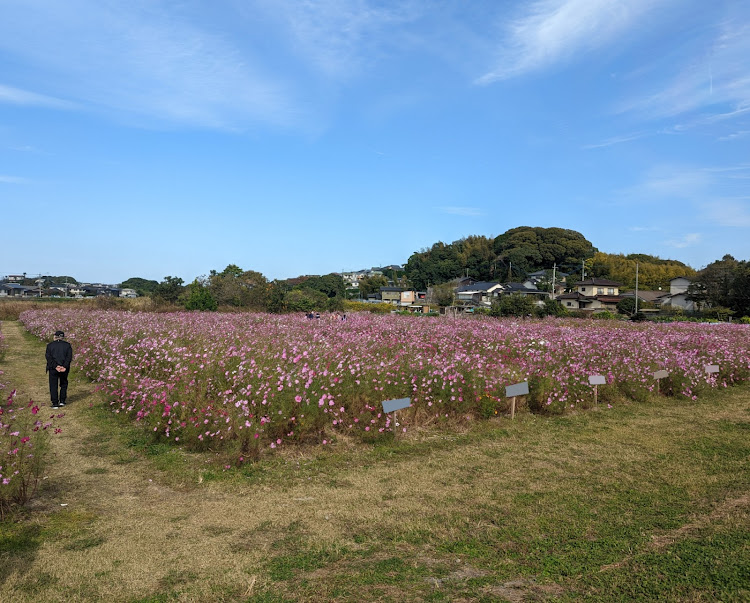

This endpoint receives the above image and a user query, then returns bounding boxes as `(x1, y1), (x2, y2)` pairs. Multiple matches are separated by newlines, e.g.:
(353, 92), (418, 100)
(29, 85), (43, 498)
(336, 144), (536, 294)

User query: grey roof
(577, 278), (622, 287)
(504, 282), (547, 294)
(457, 281), (501, 293)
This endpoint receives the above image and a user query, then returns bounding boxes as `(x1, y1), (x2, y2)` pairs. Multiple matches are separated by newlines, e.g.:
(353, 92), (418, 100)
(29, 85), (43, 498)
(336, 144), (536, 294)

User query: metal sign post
(505, 381), (529, 420)
(382, 398), (411, 435)
(653, 370), (669, 395)
(588, 375), (606, 405)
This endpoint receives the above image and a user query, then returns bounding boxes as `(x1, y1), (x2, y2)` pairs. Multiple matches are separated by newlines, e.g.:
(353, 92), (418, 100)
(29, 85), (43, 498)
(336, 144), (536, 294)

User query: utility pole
(635, 262), (639, 314)
(551, 263), (557, 300)
(581, 259), (586, 281)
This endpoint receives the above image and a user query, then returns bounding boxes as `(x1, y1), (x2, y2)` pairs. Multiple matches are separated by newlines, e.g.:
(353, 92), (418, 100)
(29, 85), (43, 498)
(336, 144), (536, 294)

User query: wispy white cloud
(252, 0), (421, 79)
(666, 233), (702, 248)
(0, 1), (299, 129)
(618, 20), (750, 124)
(718, 130), (750, 141)
(0, 84), (76, 109)
(622, 164), (750, 229)
(583, 131), (649, 149)
(437, 206), (484, 216)
(476, 0), (657, 83)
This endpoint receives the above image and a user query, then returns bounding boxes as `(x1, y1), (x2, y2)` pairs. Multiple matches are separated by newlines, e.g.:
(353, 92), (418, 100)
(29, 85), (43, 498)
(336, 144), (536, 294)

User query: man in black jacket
(46, 330), (73, 408)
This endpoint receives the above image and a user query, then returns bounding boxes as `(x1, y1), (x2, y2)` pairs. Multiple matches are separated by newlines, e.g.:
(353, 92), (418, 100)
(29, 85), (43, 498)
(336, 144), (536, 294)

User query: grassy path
(0, 320), (281, 601)
(1, 319), (749, 602)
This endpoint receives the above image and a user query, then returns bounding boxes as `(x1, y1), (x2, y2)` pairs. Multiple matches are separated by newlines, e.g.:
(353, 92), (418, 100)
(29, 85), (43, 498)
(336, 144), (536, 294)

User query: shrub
(0, 389), (60, 518)
(183, 281), (218, 311)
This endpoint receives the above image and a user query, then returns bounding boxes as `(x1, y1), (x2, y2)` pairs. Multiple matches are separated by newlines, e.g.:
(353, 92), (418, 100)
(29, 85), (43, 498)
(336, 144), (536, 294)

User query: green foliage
(1, 393), (56, 518)
(592, 310), (618, 320)
(358, 274), (388, 298)
(183, 280), (217, 311)
(430, 283), (455, 307)
(404, 227), (595, 290)
(690, 255), (750, 317)
(404, 241), (465, 290)
(490, 293), (536, 317)
(208, 265), (269, 309)
(284, 288), (329, 312)
(267, 281), (289, 314)
(119, 277), (159, 296)
(493, 226), (596, 276)
(589, 251), (696, 289)
(153, 276), (185, 304)
(617, 297), (636, 315)
(536, 297), (568, 317)
(342, 301), (393, 314)
(296, 273), (345, 299)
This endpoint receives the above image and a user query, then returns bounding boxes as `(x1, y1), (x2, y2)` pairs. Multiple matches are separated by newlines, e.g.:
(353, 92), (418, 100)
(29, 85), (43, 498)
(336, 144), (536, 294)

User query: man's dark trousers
(49, 370), (69, 405)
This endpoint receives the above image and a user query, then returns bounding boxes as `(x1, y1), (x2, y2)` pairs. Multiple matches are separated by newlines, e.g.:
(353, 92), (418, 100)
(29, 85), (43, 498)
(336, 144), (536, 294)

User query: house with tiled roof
(455, 282), (504, 307)
(556, 278), (624, 312)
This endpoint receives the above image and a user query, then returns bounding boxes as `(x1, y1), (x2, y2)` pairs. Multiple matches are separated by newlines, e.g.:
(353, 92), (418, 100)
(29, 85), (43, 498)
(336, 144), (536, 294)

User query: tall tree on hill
(404, 241), (464, 290)
(493, 227), (597, 277)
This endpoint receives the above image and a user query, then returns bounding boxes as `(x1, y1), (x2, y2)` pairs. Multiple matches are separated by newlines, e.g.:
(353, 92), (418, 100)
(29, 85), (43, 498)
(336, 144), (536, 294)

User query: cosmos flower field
(20, 309), (750, 459)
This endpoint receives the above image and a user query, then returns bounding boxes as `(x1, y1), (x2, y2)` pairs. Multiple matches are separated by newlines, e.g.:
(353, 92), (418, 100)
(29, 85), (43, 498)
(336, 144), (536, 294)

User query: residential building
(659, 277), (696, 312)
(556, 278), (623, 312)
(456, 282), (504, 307)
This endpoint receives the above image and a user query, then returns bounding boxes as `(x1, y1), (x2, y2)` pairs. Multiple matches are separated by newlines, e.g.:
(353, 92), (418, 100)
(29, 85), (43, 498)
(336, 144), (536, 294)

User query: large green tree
(297, 273), (345, 299)
(208, 265), (269, 308)
(689, 255), (750, 317)
(153, 276), (185, 304)
(183, 279), (217, 311)
(404, 241), (464, 290)
(493, 227), (597, 277)
(359, 274), (389, 298)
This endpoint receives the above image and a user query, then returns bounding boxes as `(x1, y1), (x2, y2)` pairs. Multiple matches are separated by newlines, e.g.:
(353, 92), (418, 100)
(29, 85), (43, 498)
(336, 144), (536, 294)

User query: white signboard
(653, 370), (669, 380)
(382, 397), (411, 414)
(505, 381), (529, 398)
(705, 365), (719, 374)
(588, 375), (606, 386)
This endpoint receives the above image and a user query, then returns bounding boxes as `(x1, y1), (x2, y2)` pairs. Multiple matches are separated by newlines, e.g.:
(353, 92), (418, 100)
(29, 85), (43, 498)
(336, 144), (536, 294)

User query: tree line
(113, 226), (747, 318)
(145, 266), (347, 313)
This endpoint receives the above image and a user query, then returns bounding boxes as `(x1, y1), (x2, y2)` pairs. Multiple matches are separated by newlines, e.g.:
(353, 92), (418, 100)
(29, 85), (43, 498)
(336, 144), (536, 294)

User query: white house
(659, 277), (695, 312)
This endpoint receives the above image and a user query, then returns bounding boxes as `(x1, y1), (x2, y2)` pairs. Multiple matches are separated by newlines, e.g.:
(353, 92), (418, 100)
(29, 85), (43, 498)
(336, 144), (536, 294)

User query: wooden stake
(511, 396), (516, 420)
(594, 384), (598, 405)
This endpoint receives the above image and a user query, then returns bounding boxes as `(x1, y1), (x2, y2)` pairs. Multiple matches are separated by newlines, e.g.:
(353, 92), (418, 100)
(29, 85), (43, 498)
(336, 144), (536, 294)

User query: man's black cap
(55, 331), (65, 337)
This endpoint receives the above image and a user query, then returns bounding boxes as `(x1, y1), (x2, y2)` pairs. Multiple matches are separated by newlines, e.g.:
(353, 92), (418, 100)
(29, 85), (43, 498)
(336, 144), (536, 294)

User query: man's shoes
(51, 404), (60, 409)
(59, 401), (66, 407)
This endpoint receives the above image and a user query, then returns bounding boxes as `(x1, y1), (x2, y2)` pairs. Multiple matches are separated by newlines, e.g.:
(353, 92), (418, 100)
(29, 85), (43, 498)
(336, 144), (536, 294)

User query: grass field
(1, 318), (749, 602)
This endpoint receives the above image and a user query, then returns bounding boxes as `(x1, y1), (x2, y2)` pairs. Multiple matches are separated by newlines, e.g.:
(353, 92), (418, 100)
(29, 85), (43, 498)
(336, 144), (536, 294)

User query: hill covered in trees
(404, 226), (696, 291)
(405, 227), (601, 289)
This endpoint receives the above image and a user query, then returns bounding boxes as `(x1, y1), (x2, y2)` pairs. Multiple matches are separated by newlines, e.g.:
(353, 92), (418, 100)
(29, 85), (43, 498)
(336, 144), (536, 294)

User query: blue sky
(1, 0), (749, 284)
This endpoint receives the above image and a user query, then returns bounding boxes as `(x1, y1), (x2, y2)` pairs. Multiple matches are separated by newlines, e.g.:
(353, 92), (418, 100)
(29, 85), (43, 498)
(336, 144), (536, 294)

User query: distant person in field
(46, 330), (73, 408)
